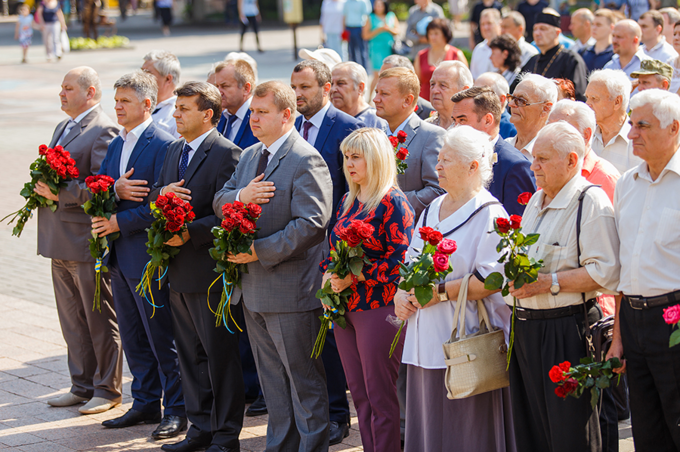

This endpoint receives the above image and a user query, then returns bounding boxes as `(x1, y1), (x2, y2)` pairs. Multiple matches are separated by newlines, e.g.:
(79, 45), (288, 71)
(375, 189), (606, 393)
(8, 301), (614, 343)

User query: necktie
(223, 114), (238, 139)
(302, 120), (313, 142)
(178, 143), (191, 180)
(58, 119), (76, 146)
(256, 148), (270, 176)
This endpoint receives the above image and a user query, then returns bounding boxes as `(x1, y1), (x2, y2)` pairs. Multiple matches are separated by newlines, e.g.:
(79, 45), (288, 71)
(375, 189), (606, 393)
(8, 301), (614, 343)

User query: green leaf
(590, 387), (600, 411)
(335, 317), (347, 329)
(414, 285), (434, 307)
(670, 329), (680, 347)
(596, 375), (610, 389)
(484, 272), (504, 290)
(349, 258), (364, 276)
(514, 272), (526, 290)
(524, 233), (540, 246)
(413, 271), (429, 287)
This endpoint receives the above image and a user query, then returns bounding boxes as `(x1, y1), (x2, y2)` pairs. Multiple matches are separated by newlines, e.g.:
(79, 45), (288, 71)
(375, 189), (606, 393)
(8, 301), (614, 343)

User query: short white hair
(629, 88), (680, 129)
(225, 52), (259, 82)
(536, 121), (585, 162)
(435, 60), (473, 91)
(143, 50), (181, 85)
(441, 126), (494, 188)
(588, 69), (632, 111)
(333, 61), (368, 90)
(549, 99), (596, 146)
(474, 72), (510, 102)
(517, 73), (558, 104)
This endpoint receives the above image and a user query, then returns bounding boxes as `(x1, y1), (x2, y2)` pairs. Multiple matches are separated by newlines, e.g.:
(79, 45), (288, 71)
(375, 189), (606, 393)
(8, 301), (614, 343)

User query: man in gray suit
(374, 66), (445, 218)
(34, 66), (124, 415)
(213, 80), (333, 452)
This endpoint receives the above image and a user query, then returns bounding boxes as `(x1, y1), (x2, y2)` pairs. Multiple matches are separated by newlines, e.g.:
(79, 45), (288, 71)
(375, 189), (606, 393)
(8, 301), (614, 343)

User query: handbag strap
(423, 201), (502, 238)
(450, 273), (472, 341)
(576, 185), (599, 357)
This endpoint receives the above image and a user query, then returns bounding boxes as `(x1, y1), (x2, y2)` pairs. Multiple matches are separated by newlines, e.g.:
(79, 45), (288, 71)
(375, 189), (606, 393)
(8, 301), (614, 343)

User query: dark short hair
(426, 18), (453, 43)
(640, 10), (664, 30)
(293, 59), (332, 87)
(450, 86), (502, 125)
(488, 34), (522, 72)
(174, 81), (222, 126)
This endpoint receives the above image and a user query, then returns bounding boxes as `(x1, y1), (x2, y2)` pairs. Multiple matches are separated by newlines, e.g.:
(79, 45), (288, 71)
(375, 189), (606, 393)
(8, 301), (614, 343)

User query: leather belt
(625, 290), (680, 310)
(515, 299), (596, 321)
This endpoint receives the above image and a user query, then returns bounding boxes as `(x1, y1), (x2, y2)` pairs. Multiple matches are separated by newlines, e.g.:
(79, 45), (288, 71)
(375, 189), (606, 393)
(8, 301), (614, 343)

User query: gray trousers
(52, 259), (123, 401)
(243, 304), (330, 452)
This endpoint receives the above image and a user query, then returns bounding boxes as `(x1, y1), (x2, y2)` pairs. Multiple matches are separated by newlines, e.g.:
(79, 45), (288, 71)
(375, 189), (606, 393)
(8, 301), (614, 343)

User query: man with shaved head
(37, 66), (123, 415)
(570, 8), (596, 53)
(604, 19), (651, 79)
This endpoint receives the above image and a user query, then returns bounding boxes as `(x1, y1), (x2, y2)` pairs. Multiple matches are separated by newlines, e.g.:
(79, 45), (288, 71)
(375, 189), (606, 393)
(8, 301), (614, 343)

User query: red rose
(247, 203), (262, 219)
(239, 218), (256, 234)
(509, 214), (522, 230)
(165, 211), (176, 222)
(39, 144), (48, 155)
(156, 196), (168, 207)
(166, 192), (175, 199)
(186, 211), (196, 222)
(175, 213), (185, 225)
(562, 378), (578, 394)
(388, 136), (399, 148)
(174, 207), (186, 218)
(663, 304), (680, 324)
(344, 230), (362, 248)
(56, 165), (67, 178)
(496, 218), (511, 234)
(171, 196), (183, 207)
(336, 226), (348, 242)
(432, 252), (450, 273)
(427, 230), (443, 246)
(166, 221), (182, 232)
(221, 217), (237, 231)
(54, 145), (64, 153)
(67, 166), (80, 178)
(414, 105), (419, 112)
(233, 201), (245, 211)
(549, 365), (565, 383)
(85, 175), (95, 186)
(357, 222), (374, 239)
(397, 130), (407, 143)
(396, 148), (409, 161)
(66, 157), (76, 166)
(518, 192), (532, 206)
(558, 361), (571, 373)
(419, 226), (435, 242)
(437, 239), (457, 255)
(554, 385), (569, 398)
(222, 203), (234, 216)
(231, 212), (244, 223)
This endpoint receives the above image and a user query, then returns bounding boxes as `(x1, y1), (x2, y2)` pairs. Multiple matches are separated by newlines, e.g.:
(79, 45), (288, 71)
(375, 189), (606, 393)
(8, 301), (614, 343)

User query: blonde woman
(320, 128), (415, 452)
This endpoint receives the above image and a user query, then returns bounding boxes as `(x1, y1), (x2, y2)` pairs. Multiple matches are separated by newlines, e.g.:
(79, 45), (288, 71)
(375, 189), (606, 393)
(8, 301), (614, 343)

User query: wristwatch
(550, 273), (560, 296)
(438, 282), (448, 302)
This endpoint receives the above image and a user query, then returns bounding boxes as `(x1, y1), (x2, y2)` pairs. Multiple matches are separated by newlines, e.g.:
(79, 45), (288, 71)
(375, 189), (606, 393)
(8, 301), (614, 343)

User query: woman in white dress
(395, 125), (516, 452)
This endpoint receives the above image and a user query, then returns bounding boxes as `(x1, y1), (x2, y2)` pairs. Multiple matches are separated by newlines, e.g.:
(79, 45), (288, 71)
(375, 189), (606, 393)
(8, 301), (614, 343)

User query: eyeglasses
(506, 94), (548, 108)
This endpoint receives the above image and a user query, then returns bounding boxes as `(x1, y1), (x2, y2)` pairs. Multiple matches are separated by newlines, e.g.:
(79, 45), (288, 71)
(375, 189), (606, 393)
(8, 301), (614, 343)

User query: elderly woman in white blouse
(394, 125), (515, 452)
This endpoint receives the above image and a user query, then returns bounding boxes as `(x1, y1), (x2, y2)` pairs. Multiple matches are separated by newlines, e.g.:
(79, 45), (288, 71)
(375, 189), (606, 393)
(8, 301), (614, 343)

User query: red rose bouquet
(389, 227), (457, 358)
(136, 192), (195, 315)
(208, 201), (262, 332)
(550, 357), (622, 409)
(82, 175), (119, 312)
(663, 304), (680, 347)
(484, 192), (542, 368)
(2, 144), (80, 237)
(389, 130), (409, 175)
(312, 219), (374, 359)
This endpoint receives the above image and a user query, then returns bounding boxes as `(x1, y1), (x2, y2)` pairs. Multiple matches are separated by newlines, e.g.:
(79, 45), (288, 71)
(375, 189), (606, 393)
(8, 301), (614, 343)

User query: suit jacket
(490, 137), (536, 216)
(217, 108), (259, 150)
(38, 105), (121, 262)
(396, 114), (446, 218)
(213, 129), (333, 314)
(416, 97), (435, 120)
(295, 104), (361, 229)
(98, 121), (174, 279)
(150, 128), (242, 294)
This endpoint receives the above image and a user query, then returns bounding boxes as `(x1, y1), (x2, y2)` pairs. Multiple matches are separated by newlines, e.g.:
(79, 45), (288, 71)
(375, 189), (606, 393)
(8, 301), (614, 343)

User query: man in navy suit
(451, 86), (536, 215)
(290, 59), (362, 446)
(91, 72), (186, 438)
(215, 60), (259, 149)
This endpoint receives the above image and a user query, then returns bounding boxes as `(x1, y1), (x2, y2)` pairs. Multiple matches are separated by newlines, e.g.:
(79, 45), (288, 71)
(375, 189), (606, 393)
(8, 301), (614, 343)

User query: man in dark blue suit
(451, 86), (536, 215)
(291, 59), (362, 446)
(91, 72), (186, 439)
(215, 60), (259, 150)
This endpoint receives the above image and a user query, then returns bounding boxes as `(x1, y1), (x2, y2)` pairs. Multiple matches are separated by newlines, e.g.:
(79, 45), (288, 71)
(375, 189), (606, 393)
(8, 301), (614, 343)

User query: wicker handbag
(442, 273), (509, 399)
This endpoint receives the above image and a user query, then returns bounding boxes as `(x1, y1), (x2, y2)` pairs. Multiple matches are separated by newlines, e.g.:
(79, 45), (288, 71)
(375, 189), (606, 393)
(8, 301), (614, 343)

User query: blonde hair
(341, 128), (398, 215)
(379, 67), (420, 100)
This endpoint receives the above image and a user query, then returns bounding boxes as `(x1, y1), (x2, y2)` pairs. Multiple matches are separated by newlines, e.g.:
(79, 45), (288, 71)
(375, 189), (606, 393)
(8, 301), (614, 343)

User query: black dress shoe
(245, 394), (267, 417)
(102, 408), (161, 428)
(205, 445), (237, 452)
(152, 415), (188, 440)
(161, 437), (212, 452)
(329, 421), (349, 446)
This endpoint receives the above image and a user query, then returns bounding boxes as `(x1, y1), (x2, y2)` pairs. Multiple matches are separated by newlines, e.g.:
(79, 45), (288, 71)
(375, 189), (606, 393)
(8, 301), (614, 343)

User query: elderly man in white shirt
(471, 8), (502, 79)
(607, 89), (680, 452)
(501, 11), (539, 67)
(586, 69), (643, 173)
(508, 121), (620, 452)
(639, 10), (678, 63)
(142, 50), (181, 139)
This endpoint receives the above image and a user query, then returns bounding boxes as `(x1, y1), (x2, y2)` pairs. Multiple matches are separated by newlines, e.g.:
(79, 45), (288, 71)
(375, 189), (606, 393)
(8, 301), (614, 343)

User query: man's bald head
(612, 19), (641, 57)
(60, 66), (102, 118)
(68, 66), (103, 101)
(616, 19), (642, 39)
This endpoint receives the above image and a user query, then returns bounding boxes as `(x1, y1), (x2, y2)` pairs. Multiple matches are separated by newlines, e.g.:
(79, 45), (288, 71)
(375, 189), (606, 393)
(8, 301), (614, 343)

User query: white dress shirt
(591, 121), (642, 174)
(402, 191), (511, 369)
(222, 97), (251, 143)
(470, 39), (496, 80)
(152, 95), (179, 139)
(615, 149), (680, 296)
(298, 101), (331, 147)
(58, 103), (99, 145)
(118, 117), (153, 176)
(642, 37), (678, 63)
(182, 128), (214, 170)
(505, 134), (537, 162)
(389, 112), (416, 136)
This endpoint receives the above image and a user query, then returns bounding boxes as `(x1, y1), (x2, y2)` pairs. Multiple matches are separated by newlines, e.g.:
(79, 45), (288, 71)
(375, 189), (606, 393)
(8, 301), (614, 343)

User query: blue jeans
(347, 26), (368, 70)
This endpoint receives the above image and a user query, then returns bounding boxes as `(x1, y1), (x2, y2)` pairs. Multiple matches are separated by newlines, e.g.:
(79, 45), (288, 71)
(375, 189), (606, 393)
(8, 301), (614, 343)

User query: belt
(515, 299), (596, 321)
(625, 290), (680, 310)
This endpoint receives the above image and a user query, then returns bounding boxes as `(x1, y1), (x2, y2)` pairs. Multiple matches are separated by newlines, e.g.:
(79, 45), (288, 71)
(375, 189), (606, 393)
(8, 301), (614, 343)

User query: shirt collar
(264, 127), (295, 158)
(119, 116), (153, 142)
(304, 101), (331, 130)
(581, 147), (597, 175)
(532, 173), (588, 211)
(156, 96), (177, 110)
(645, 36), (667, 52)
(72, 104), (99, 123)
(235, 96), (252, 121)
(595, 120), (630, 147)
(186, 128), (214, 152)
(390, 112), (416, 135)
(633, 146), (680, 182)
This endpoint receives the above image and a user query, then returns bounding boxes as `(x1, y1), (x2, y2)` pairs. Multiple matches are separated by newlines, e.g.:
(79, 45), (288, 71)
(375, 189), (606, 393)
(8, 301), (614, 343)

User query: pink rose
(432, 252), (450, 273)
(437, 239), (457, 255)
(663, 304), (680, 325)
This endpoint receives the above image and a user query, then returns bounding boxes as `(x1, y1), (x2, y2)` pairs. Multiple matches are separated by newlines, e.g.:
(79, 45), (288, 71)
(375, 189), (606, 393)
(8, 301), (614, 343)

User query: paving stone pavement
(0, 11), (634, 451)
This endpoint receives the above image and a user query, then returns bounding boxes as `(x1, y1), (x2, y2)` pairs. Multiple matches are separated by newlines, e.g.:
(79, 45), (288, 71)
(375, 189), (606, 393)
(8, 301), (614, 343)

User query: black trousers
(620, 297), (680, 452)
(509, 312), (601, 452)
(240, 15), (259, 37)
(169, 288), (244, 449)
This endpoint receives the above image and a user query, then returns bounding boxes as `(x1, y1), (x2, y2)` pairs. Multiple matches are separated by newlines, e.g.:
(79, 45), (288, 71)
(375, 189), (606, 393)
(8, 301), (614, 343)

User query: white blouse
(401, 190), (512, 370)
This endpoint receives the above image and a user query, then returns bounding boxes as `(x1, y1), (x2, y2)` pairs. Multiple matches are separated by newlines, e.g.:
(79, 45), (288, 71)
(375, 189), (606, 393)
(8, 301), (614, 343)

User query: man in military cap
(631, 59), (673, 92)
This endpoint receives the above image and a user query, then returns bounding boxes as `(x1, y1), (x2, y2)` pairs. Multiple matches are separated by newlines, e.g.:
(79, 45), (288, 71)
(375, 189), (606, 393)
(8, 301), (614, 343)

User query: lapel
(168, 139), (183, 181)
(125, 122), (155, 174)
(109, 138), (124, 179)
(313, 105), (335, 152)
(294, 115), (303, 133)
(183, 129), (217, 184)
(217, 112), (227, 134)
(61, 106), (100, 148)
(50, 120), (69, 148)
(400, 114), (420, 149)
(233, 110), (250, 145)
(263, 130), (297, 181)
